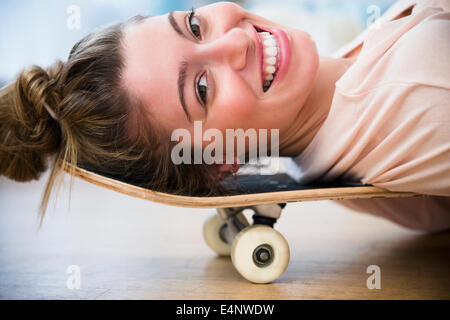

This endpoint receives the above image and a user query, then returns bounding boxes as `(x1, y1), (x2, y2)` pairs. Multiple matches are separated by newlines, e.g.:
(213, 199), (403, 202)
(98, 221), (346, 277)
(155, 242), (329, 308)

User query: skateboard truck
(217, 203), (284, 243)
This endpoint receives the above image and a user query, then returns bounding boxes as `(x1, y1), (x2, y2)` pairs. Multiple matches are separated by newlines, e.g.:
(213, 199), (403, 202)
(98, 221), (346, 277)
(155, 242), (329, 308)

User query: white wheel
(231, 225), (290, 284)
(203, 212), (249, 256)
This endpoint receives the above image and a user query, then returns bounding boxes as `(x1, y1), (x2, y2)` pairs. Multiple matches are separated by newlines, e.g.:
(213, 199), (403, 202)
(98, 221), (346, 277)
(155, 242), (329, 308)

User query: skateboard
(68, 165), (418, 283)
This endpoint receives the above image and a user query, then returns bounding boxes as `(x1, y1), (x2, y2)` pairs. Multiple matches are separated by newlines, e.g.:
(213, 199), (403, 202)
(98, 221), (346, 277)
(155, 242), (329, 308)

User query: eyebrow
(177, 61), (191, 122)
(169, 11), (192, 122)
(168, 10), (188, 40)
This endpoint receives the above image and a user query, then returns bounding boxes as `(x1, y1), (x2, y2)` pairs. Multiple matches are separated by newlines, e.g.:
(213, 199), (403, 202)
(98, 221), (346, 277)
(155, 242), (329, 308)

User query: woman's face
(122, 2), (318, 154)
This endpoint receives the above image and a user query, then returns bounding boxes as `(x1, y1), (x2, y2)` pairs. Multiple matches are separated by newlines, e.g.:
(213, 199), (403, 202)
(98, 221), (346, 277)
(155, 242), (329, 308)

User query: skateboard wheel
(231, 225), (289, 284)
(203, 213), (248, 256)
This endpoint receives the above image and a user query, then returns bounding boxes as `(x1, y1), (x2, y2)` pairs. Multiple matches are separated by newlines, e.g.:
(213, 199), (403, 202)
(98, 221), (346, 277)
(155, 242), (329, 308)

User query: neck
(279, 56), (354, 156)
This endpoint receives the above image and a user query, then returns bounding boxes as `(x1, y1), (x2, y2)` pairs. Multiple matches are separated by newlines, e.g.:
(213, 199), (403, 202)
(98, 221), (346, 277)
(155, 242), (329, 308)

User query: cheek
(208, 88), (257, 131)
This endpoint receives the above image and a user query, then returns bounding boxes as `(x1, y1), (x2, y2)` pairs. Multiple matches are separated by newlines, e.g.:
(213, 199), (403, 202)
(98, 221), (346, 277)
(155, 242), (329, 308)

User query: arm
(336, 196), (450, 232)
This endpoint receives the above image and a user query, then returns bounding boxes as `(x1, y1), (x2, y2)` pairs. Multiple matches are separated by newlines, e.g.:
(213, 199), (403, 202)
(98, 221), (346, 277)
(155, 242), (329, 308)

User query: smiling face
(122, 2), (319, 157)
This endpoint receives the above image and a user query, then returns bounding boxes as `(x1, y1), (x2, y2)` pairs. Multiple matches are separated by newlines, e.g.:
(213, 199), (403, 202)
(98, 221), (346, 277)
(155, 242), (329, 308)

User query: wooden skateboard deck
(69, 165), (420, 284)
(68, 166), (418, 208)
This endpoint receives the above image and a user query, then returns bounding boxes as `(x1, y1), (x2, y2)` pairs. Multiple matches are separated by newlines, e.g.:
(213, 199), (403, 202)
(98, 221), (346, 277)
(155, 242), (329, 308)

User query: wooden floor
(0, 174), (449, 299)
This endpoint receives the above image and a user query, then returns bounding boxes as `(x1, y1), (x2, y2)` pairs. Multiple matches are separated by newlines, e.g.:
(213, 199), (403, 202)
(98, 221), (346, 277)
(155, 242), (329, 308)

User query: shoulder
(389, 9), (450, 88)
(336, 7), (450, 94)
(414, 0), (450, 12)
(401, 7), (449, 51)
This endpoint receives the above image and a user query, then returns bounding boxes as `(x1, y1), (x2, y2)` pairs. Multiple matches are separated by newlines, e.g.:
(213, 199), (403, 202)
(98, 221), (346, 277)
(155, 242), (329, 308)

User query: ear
(208, 156), (241, 180)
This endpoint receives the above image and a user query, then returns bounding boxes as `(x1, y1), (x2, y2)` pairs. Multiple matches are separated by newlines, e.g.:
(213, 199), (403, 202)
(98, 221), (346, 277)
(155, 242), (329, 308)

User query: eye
(188, 8), (202, 40)
(196, 72), (208, 106)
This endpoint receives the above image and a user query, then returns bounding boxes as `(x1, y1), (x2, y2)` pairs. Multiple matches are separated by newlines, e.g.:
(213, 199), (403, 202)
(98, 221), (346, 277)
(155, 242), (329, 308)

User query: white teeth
(265, 65), (276, 74)
(263, 38), (277, 47)
(264, 47), (277, 56)
(265, 57), (276, 65)
(257, 31), (280, 91)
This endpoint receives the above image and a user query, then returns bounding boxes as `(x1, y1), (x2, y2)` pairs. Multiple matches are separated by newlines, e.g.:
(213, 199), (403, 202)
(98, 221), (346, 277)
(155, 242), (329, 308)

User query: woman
(0, 1), (448, 230)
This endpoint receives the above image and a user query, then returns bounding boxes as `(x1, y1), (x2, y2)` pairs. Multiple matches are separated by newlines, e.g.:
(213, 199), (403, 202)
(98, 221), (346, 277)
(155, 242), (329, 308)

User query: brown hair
(0, 15), (224, 225)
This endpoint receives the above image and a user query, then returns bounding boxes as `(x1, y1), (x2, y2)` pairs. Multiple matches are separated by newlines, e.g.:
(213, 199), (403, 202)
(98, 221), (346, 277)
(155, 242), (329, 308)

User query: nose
(199, 28), (251, 71)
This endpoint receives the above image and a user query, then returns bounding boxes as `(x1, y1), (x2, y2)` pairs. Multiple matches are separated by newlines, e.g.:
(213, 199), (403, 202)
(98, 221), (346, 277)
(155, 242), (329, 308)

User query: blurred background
(0, 0), (397, 84)
(5, 0), (446, 301)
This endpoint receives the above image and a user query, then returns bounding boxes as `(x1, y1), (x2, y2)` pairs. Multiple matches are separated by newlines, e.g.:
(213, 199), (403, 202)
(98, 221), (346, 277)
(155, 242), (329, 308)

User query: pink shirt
(292, 0), (450, 232)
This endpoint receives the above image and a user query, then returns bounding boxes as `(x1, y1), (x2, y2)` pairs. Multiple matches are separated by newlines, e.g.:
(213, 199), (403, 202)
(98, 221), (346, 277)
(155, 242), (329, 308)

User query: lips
(253, 24), (291, 93)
